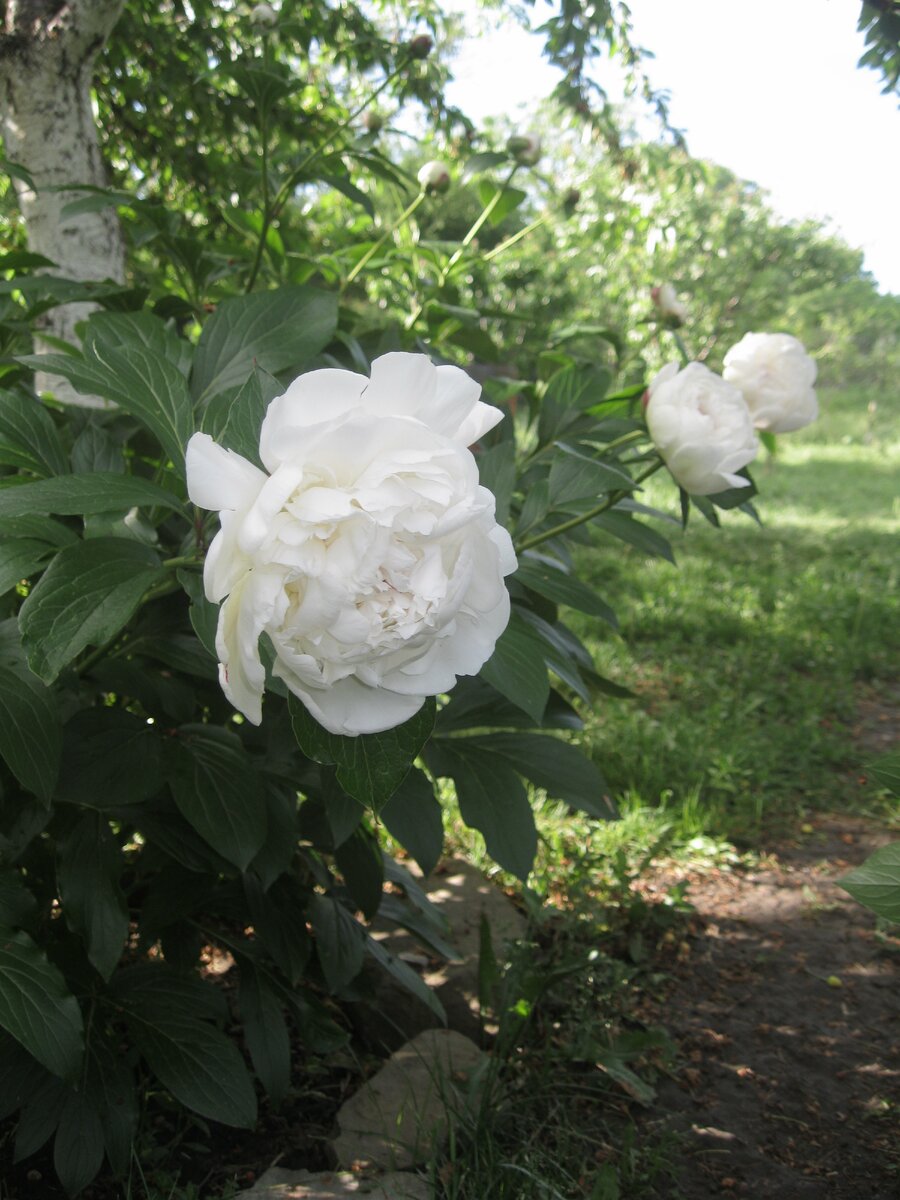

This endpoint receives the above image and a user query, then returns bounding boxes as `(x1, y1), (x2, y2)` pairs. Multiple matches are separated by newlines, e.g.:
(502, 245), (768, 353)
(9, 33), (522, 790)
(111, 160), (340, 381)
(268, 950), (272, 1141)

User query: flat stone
(245, 1167), (430, 1199)
(332, 1028), (485, 1170)
(364, 859), (527, 1044)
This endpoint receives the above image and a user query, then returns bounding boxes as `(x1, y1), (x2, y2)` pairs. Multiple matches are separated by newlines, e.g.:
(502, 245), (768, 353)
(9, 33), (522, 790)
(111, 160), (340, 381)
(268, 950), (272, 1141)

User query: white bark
(1, 0), (126, 406)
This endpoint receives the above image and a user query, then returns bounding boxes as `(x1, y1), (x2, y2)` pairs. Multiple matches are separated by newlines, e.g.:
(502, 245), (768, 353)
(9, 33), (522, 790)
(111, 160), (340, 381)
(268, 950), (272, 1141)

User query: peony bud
(249, 3), (278, 29)
(645, 362), (758, 496)
(506, 132), (542, 165)
(363, 111), (384, 134)
(651, 283), (688, 325)
(407, 34), (433, 60)
(722, 332), (818, 434)
(417, 159), (451, 194)
(562, 187), (581, 215)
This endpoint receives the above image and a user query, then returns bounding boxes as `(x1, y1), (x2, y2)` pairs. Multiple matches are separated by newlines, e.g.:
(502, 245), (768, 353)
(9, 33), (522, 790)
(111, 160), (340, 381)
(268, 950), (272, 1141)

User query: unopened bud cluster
(417, 160), (451, 194)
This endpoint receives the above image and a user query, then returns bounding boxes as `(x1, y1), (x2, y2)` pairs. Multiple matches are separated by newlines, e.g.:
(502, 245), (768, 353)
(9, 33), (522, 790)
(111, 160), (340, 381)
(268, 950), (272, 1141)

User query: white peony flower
(186, 353), (516, 737)
(416, 160), (451, 193)
(722, 332), (818, 434)
(249, 2), (278, 28)
(645, 362), (759, 496)
(651, 283), (688, 324)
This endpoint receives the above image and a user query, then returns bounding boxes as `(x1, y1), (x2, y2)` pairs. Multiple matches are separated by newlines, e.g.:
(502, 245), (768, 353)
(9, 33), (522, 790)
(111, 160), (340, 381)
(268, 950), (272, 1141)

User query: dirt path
(638, 814), (899, 1199)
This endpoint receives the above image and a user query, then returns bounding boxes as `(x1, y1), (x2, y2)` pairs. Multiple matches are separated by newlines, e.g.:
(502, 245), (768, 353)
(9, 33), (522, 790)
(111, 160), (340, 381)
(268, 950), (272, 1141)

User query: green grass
(573, 385), (900, 844)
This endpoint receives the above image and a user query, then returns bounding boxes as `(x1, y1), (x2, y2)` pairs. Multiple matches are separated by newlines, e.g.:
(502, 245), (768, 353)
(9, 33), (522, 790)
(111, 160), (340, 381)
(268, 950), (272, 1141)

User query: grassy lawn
(572, 385), (899, 847)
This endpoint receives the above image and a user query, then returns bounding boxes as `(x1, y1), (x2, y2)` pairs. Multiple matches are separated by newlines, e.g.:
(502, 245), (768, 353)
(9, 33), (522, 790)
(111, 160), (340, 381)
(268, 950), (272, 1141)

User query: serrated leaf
(289, 695), (435, 810)
(0, 390), (69, 477)
(478, 612), (550, 724)
(191, 286), (338, 404)
(0, 928), (84, 1083)
(168, 725), (267, 870)
(380, 767), (444, 876)
(0, 665), (61, 803)
(0, 473), (181, 518)
(19, 537), (164, 683)
(57, 813), (128, 980)
(841, 842), (900, 923)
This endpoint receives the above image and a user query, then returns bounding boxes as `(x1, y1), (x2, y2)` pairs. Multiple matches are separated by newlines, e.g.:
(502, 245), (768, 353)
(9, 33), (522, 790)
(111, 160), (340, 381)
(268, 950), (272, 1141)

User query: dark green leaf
(168, 726), (267, 871)
(365, 934), (445, 1021)
(462, 151), (509, 181)
(515, 558), (618, 624)
(380, 768), (444, 876)
(244, 874), (311, 985)
(0, 872), (36, 927)
(19, 537), (164, 683)
(841, 842), (900, 923)
(0, 473), (181, 518)
(594, 511), (676, 563)
(479, 612), (550, 724)
(548, 447), (633, 505)
(57, 709), (163, 809)
(0, 927), (84, 1083)
(112, 963), (228, 1022)
(57, 813), (128, 980)
(0, 390), (68, 477)
(335, 827), (384, 920)
(0, 539), (53, 596)
(869, 751), (900, 794)
(191, 286), (338, 404)
(177, 568), (219, 661)
(309, 894), (365, 991)
(289, 695), (435, 810)
(54, 1091), (105, 1195)
(427, 744), (537, 880)
(0, 665), (61, 803)
(14, 1073), (67, 1161)
(476, 181), (526, 226)
(0, 514), (77, 547)
(239, 966), (290, 1105)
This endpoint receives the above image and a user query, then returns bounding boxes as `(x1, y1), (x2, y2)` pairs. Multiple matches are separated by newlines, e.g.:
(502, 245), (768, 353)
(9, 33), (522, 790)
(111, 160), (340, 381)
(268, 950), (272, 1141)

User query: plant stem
(671, 330), (692, 367)
(438, 164), (519, 286)
(515, 459), (665, 553)
(483, 212), (548, 261)
(344, 189), (426, 285)
(245, 99), (272, 293)
(162, 554), (204, 571)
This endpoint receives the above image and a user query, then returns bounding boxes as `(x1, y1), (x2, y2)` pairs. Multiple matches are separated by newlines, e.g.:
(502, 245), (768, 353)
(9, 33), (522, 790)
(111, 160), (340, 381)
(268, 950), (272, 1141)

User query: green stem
(162, 554), (204, 571)
(670, 330), (692, 367)
(438, 164), (519, 286)
(515, 459), (664, 553)
(344, 189), (426, 286)
(483, 212), (548, 261)
(245, 102), (273, 293)
(269, 61), (409, 224)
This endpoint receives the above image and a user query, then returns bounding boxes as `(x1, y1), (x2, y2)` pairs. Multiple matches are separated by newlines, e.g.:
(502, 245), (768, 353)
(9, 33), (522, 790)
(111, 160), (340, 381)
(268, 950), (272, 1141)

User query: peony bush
(0, 47), (821, 1195)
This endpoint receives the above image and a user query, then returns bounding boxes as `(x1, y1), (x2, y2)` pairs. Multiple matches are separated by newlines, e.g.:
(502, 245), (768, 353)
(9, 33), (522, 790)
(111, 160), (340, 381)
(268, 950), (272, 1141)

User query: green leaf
(289, 695), (435, 810)
(244, 874), (311, 986)
(14, 1073), (67, 1160)
(167, 725), (267, 870)
(122, 1003), (257, 1128)
(365, 934), (446, 1021)
(462, 150), (509, 181)
(57, 813), (128, 980)
(539, 365), (613, 444)
(113, 963), (228, 1022)
(841, 842), (900, 923)
(0, 473), (182, 518)
(334, 827), (384, 920)
(476, 180), (527, 226)
(0, 872), (36, 927)
(515, 558), (618, 625)
(70, 424), (125, 474)
(458, 732), (615, 820)
(0, 928), (84, 1084)
(309, 894), (365, 991)
(0, 514), (77, 548)
(708, 471), (758, 510)
(478, 612), (550, 724)
(56, 708), (163, 809)
(548, 446), (633, 506)
(0, 539), (55, 596)
(217, 367), (280, 468)
(427, 744), (536, 880)
(191, 286), (338, 404)
(869, 751), (900, 794)
(19, 537), (164, 683)
(0, 390), (69, 477)
(380, 768), (444, 876)
(54, 1091), (105, 1196)
(177, 568), (219, 660)
(594, 512), (676, 563)
(239, 966), (290, 1106)
(0, 665), (61, 803)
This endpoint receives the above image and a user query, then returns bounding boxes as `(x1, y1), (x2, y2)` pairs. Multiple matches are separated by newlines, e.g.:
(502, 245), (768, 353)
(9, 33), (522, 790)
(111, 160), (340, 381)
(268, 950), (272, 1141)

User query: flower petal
(259, 368), (368, 471)
(186, 432), (267, 513)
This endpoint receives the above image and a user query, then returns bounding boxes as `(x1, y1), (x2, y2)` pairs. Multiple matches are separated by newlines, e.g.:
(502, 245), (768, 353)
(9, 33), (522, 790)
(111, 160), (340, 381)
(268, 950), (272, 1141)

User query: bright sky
(445, 0), (900, 294)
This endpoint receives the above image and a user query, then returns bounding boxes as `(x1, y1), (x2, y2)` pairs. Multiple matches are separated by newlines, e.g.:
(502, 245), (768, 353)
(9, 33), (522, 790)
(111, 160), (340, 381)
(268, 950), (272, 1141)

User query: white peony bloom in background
(651, 283), (688, 324)
(645, 362), (759, 496)
(186, 354), (516, 737)
(417, 160), (451, 193)
(723, 332), (818, 434)
(249, 3), (278, 28)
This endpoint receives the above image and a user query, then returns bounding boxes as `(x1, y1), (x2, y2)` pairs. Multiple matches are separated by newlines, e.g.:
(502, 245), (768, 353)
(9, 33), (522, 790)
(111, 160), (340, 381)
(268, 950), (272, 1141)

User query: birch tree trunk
(1, 0), (126, 406)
